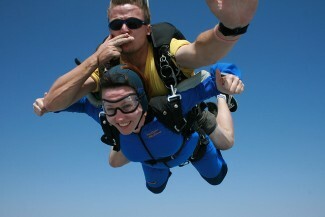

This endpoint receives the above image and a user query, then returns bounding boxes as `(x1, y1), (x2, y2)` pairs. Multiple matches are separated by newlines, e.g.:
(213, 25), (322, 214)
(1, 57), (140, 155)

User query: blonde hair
(108, 0), (151, 24)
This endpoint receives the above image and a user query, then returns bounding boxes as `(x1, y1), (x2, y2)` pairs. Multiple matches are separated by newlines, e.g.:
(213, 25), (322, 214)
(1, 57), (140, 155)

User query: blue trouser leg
(191, 142), (227, 185)
(142, 164), (171, 194)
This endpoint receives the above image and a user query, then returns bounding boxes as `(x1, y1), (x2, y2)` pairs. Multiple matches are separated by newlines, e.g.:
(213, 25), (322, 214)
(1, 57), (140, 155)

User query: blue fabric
(60, 63), (238, 193)
(56, 97), (101, 124)
(210, 62), (242, 79)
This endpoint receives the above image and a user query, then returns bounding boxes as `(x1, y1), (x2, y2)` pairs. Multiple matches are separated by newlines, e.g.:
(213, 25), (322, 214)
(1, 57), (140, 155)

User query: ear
(146, 24), (151, 36)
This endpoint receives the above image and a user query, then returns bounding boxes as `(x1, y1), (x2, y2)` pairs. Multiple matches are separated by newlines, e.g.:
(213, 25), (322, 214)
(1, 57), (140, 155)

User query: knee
(146, 183), (166, 194)
(146, 171), (172, 194)
(202, 163), (228, 185)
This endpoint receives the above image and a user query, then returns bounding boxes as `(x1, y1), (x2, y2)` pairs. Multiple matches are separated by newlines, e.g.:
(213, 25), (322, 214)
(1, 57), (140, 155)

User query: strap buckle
(167, 85), (181, 102)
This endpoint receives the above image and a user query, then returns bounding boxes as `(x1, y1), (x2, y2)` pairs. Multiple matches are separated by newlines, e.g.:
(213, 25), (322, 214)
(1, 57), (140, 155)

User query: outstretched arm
(43, 58), (98, 112)
(175, 0), (258, 68)
(43, 34), (134, 112)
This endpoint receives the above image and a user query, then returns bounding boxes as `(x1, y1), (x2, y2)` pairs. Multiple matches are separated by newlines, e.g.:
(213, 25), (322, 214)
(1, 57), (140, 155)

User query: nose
(114, 108), (125, 119)
(120, 23), (130, 33)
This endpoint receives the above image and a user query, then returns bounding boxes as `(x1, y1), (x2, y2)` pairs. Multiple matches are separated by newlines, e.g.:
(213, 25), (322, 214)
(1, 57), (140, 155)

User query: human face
(102, 86), (144, 135)
(109, 17), (147, 31)
(108, 4), (150, 54)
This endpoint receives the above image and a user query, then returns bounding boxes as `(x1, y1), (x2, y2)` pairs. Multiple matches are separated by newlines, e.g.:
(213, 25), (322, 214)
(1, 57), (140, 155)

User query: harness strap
(144, 105), (209, 166)
(167, 86), (187, 132)
(144, 137), (186, 166)
(99, 112), (120, 151)
(158, 45), (181, 89)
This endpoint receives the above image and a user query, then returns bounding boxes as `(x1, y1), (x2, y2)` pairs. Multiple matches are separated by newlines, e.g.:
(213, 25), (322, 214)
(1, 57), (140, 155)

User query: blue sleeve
(55, 97), (101, 124)
(210, 63), (242, 79)
(179, 75), (217, 114)
(180, 63), (241, 114)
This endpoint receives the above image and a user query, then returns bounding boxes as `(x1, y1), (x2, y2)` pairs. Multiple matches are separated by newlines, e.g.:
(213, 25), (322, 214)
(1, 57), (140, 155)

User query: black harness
(99, 22), (209, 166)
(100, 98), (209, 167)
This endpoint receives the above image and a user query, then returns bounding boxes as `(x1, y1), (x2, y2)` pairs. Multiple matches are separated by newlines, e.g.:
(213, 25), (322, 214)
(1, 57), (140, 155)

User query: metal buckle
(167, 85), (181, 102)
(160, 54), (177, 89)
(174, 118), (187, 132)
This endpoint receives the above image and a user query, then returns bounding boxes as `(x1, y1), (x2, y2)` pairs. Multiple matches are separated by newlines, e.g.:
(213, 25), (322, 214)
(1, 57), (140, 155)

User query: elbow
(108, 158), (125, 168)
(221, 138), (234, 150)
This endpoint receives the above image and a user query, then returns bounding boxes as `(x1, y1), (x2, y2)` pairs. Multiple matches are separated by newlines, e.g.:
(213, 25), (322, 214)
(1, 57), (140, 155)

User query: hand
(96, 34), (134, 69)
(33, 92), (48, 116)
(205, 0), (258, 28)
(215, 69), (244, 94)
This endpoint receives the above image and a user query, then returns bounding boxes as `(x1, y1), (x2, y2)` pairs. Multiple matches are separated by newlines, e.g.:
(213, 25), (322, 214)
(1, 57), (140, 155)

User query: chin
(119, 130), (132, 135)
(121, 44), (135, 54)
(117, 126), (134, 135)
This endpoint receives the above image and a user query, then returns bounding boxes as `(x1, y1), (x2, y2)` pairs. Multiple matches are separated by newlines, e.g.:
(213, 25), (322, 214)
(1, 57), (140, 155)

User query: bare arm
(175, 0), (258, 68)
(43, 34), (134, 112)
(109, 148), (130, 168)
(209, 69), (244, 150)
(43, 57), (98, 112)
(209, 95), (234, 150)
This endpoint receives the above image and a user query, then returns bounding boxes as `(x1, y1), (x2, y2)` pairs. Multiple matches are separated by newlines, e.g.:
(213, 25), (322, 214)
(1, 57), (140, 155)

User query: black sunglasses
(109, 17), (148, 31)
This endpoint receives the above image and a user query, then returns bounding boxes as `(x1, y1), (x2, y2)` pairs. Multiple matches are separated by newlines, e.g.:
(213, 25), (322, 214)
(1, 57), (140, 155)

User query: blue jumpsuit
(60, 63), (240, 193)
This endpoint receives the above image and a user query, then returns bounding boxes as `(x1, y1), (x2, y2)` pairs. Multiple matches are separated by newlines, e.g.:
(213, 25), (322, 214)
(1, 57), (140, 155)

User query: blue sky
(1, 0), (325, 216)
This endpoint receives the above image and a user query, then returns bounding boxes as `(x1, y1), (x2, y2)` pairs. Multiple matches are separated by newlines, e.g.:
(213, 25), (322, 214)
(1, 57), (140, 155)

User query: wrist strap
(218, 23), (249, 36)
(217, 93), (227, 101)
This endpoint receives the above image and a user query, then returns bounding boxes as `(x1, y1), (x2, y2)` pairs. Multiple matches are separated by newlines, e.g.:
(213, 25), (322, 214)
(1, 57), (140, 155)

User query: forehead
(109, 4), (144, 20)
(102, 86), (136, 101)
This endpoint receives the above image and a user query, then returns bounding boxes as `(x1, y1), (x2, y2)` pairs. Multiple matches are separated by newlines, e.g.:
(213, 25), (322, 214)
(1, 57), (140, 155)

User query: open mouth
(118, 121), (131, 127)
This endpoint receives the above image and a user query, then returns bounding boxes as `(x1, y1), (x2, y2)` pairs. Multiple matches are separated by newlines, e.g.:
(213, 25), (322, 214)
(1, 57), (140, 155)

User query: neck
(121, 43), (148, 73)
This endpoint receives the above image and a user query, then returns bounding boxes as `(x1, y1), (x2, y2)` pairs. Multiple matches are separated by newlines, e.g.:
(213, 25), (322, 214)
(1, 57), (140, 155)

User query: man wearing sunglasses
(42, 0), (257, 113)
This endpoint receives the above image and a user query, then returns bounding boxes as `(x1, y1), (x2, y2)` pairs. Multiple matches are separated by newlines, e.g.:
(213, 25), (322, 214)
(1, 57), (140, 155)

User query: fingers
(97, 34), (134, 65)
(33, 102), (43, 116)
(104, 33), (134, 47)
(222, 74), (245, 94)
(215, 69), (224, 88)
(33, 98), (47, 116)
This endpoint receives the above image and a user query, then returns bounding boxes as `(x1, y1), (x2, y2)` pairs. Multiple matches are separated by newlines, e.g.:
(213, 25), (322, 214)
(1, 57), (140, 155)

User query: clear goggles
(102, 93), (140, 117)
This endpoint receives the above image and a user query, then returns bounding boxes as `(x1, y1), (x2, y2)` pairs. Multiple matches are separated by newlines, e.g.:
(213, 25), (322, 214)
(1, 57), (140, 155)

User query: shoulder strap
(149, 95), (189, 135)
(150, 22), (186, 48)
(99, 112), (120, 151)
(149, 22), (187, 90)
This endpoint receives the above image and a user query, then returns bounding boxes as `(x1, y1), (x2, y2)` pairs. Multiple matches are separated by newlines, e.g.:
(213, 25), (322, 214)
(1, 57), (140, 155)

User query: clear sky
(1, 0), (325, 217)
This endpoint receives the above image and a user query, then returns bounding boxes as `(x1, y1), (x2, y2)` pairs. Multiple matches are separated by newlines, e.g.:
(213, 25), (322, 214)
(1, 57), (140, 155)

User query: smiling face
(102, 85), (144, 135)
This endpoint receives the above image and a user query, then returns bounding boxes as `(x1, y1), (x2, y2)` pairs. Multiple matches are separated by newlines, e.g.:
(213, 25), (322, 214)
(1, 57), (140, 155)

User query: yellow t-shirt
(91, 38), (194, 96)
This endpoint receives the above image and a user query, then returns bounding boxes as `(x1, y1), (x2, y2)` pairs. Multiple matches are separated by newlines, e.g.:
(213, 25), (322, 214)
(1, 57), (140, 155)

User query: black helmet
(101, 64), (149, 112)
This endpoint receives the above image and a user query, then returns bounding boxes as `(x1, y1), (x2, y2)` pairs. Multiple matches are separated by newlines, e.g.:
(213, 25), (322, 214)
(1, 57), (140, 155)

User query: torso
(120, 117), (199, 168)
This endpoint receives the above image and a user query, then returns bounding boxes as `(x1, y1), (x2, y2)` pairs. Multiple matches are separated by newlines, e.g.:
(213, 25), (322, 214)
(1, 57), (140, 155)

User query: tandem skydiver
(33, 62), (243, 193)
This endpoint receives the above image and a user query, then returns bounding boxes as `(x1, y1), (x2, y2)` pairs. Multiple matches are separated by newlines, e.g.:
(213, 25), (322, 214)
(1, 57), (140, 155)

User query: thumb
(215, 69), (224, 89)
